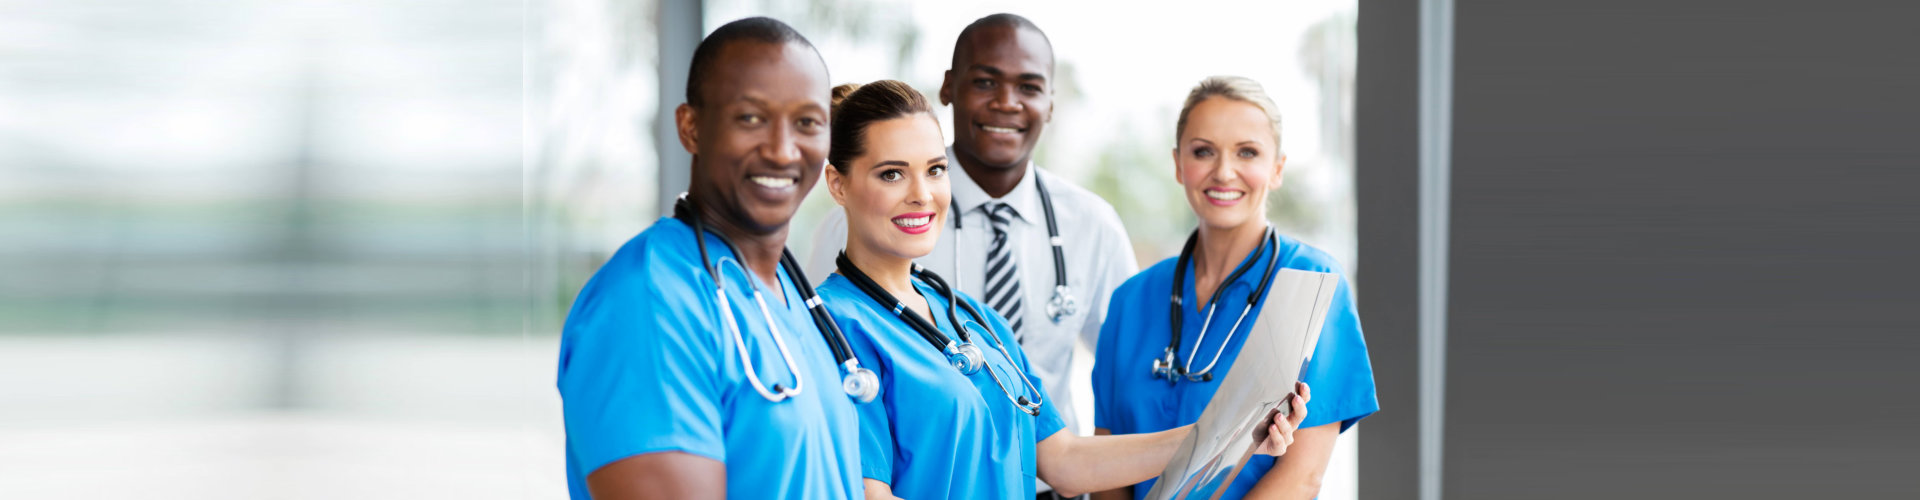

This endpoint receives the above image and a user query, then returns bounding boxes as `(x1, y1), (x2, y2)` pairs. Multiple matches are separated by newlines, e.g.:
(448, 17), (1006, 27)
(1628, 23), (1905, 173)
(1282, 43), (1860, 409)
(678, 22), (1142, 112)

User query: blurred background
(2, 0), (1356, 497)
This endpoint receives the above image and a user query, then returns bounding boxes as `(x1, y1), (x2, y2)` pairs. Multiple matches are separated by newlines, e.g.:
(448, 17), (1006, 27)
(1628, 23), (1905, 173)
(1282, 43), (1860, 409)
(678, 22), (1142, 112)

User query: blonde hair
(1174, 76), (1283, 151)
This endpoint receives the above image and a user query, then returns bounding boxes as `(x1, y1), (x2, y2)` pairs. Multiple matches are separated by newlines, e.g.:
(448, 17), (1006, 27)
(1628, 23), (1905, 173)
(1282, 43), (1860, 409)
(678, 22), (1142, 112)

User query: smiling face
(1174, 96), (1287, 231)
(827, 113), (952, 263)
(939, 24), (1053, 171)
(676, 40), (831, 235)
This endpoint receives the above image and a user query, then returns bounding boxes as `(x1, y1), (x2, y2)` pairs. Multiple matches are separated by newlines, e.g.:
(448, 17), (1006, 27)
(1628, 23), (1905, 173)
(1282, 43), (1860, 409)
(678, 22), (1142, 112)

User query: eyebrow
(870, 156), (946, 170)
(732, 94), (825, 112)
(1186, 138), (1266, 147)
(969, 64), (1047, 83)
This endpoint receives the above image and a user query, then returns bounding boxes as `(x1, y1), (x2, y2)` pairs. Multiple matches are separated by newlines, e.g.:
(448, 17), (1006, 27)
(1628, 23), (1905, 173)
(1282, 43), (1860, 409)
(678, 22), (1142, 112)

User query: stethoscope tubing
(677, 195), (876, 403)
(837, 252), (1045, 416)
(950, 172), (1077, 324)
(1160, 225), (1282, 383)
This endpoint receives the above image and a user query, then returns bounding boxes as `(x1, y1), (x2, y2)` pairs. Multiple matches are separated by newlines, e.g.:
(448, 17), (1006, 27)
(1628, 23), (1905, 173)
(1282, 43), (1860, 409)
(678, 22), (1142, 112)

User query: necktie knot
(985, 202), (1017, 226)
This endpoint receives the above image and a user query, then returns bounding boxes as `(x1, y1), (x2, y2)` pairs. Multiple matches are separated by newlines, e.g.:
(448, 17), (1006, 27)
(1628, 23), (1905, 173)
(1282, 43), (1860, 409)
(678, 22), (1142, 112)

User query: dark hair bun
(827, 80), (936, 172)
(830, 83), (863, 112)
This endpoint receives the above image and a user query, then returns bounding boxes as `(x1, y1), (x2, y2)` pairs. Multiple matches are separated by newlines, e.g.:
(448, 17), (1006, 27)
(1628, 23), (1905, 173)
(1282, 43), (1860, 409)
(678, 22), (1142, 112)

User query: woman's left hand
(1251, 382), (1310, 456)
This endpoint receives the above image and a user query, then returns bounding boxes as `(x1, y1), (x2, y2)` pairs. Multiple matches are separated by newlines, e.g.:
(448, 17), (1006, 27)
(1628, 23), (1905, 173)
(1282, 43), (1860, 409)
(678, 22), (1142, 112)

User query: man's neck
(692, 196), (788, 291)
(952, 146), (1028, 199)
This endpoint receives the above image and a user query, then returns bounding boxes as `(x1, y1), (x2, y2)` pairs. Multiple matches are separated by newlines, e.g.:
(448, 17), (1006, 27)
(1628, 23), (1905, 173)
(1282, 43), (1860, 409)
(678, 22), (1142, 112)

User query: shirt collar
(947, 146), (1042, 224)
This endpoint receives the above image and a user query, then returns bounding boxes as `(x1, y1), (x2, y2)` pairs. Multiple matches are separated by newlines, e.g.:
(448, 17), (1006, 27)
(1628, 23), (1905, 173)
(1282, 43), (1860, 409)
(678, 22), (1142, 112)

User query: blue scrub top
(1092, 233), (1379, 500)
(816, 273), (1068, 500)
(556, 217), (863, 500)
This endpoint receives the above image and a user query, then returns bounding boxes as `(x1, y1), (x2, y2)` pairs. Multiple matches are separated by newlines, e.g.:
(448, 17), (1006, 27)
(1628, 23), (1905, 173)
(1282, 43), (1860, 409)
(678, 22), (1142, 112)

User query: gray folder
(1144, 268), (1339, 500)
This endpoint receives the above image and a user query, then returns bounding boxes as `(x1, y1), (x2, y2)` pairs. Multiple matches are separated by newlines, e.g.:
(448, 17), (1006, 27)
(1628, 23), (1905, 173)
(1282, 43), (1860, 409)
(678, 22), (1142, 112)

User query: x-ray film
(1144, 268), (1339, 500)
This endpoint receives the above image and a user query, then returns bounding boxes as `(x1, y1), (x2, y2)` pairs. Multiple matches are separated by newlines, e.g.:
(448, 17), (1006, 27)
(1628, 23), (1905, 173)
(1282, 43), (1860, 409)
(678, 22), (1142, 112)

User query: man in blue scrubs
(556, 17), (861, 500)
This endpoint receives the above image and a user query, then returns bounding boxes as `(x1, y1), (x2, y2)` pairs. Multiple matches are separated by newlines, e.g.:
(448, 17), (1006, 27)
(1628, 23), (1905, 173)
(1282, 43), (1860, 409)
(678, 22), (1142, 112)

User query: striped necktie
(982, 202), (1025, 342)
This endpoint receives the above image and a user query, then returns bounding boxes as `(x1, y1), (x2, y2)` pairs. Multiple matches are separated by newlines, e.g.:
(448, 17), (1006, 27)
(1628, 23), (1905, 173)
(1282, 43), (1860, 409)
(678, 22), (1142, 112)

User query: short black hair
(949, 13), (1054, 74)
(685, 17), (823, 107)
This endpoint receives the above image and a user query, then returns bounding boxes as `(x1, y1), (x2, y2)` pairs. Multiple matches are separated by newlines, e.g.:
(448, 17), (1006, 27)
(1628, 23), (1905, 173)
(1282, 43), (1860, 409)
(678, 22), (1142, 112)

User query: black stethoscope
(836, 251), (1046, 416)
(1151, 224), (1282, 384)
(675, 195), (879, 404)
(950, 173), (1077, 324)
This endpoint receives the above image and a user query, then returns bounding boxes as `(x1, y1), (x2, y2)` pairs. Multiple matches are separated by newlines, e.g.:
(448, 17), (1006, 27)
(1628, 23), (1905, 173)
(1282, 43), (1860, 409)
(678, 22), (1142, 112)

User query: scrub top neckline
(1183, 241), (1278, 313)
(692, 222), (794, 309)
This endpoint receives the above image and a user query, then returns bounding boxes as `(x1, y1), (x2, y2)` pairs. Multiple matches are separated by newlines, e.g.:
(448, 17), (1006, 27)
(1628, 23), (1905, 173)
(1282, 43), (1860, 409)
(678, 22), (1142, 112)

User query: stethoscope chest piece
(842, 363), (879, 403)
(1150, 348), (1180, 383)
(947, 343), (985, 375)
(1046, 285), (1078, 323)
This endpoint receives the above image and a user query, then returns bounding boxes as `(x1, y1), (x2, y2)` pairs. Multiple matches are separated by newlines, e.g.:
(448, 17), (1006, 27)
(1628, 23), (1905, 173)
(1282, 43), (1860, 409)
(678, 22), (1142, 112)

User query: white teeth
(980, 125), (1020, 134)
(893, 215), (931, 228)
(749, 176), (795, 189)
(1205, 189), (1244, 201)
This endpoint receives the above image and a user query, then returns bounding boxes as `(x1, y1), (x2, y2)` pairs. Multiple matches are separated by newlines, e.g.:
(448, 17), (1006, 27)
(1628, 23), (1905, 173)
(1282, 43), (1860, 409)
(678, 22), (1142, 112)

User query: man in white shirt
(804, 15), (1137, 498)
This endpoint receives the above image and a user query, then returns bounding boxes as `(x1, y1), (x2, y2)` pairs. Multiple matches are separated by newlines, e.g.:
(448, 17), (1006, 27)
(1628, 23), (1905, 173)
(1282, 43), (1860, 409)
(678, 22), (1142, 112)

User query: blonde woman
(1091, 76), (1379, 500)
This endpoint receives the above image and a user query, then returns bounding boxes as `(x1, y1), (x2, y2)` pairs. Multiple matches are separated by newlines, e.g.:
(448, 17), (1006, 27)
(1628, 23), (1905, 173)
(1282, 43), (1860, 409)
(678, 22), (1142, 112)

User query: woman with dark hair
(815, 80), (1312, 500)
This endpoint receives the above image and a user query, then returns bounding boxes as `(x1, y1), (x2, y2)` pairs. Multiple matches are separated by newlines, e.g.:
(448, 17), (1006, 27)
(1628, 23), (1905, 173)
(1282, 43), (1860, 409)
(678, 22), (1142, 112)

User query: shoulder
(564, 219), (710, 336)
(590, 219), (706, 293)
(1274, 233), (1346, 276)
(815, 274), (881, 333)
(814, 273), (865, 307)
(1112, 255), (1180, 302)
(1034, 168), (1129, 238)
(559, 218), (719, 371)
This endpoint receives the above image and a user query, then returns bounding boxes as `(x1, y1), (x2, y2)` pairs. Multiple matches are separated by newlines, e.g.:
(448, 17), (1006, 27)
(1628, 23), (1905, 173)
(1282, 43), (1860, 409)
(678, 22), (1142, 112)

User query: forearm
(863, 479), (902, 500)
(586, 451), (725, 500)
(1243, 423), (1339, 500)
(1086, 428), (1134, 500)
(1090, 486), (1135, 500)
(1036, 425), (1192, 497)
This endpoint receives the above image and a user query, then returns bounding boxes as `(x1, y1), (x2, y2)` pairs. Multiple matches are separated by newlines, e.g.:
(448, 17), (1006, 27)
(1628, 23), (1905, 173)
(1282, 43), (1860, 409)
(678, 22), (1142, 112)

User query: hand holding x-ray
(1248, 381), (1310, 457)
(1146, 269), (1339, 500)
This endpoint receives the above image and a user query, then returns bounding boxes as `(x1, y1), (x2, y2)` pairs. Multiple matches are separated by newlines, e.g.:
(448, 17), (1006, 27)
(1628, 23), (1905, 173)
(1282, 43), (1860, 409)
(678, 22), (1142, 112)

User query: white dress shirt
(805, 150), (1138, 438)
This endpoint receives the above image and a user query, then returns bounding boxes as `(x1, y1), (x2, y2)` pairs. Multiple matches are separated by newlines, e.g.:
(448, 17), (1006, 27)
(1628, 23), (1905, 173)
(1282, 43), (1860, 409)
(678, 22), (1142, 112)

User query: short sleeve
(1297, 269), (1380, 432)
(977, 294), (1068, 442)
(1029, 373), (1069, 445)
(840, 314), (898, 483)
(557, 255), (726, 475)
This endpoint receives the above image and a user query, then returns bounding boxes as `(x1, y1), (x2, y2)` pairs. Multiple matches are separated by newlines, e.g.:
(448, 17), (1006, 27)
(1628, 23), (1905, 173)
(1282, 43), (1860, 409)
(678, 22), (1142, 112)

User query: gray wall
(1361, 0), (1920, 497)
(1355, 0), (1423, 497)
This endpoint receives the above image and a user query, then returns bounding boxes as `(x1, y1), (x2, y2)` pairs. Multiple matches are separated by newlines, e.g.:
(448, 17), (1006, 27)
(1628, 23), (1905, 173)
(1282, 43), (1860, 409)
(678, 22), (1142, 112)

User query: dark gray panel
(1355, 0), (1423, 497)
(1447, 0), (1920, 498)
